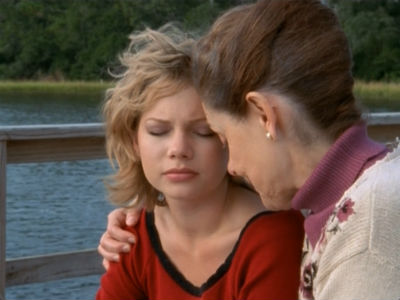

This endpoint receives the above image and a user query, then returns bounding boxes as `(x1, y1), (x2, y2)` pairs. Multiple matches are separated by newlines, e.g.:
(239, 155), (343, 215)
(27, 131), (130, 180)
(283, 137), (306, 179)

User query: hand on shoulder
(98, 207), (142, 270)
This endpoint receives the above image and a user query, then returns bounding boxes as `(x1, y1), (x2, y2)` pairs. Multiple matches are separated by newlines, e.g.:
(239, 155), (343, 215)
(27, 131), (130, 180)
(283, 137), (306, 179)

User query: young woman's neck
(154, 179), (232, 240)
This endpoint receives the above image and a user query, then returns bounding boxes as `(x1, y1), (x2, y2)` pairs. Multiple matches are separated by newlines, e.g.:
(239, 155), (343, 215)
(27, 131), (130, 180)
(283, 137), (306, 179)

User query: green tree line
(327, 0), (400, 81)
(0, 0), (399, 81)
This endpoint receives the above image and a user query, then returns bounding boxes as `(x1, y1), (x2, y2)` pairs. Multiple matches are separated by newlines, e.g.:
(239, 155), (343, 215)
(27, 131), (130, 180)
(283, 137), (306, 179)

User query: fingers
(108, 222), (137, 244)
(98, 232), (133, 270)
(98, 207), (142, 269)
(102, 258), (110, 271)
(106, 208), (137, 243)
(106, 208), (128, 230)
(98, 232), (122, 260)
(125, 207), (141, 227)
(100, 230), (131, 254)
(98, 206), (142, 267)
(98, 241), (118, 264)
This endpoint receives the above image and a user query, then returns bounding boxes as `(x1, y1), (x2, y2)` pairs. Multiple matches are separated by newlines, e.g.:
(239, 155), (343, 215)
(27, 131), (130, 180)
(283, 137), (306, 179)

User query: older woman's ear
(245, 91), (277, 140)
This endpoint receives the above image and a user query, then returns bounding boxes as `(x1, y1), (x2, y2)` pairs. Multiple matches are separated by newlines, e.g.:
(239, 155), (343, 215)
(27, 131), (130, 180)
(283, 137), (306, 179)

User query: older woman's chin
(259, 189), (296, 211)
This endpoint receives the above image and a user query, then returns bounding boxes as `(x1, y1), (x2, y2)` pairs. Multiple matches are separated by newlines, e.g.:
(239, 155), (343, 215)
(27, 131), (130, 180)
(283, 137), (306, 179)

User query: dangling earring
(156, 193), (167, 206)
(265, 131), (272, 140)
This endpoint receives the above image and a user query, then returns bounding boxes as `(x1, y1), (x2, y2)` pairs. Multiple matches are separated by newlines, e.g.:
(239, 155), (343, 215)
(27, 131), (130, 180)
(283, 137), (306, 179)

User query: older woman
(99, 1), (400, 299)
(192, 0), (400, 299)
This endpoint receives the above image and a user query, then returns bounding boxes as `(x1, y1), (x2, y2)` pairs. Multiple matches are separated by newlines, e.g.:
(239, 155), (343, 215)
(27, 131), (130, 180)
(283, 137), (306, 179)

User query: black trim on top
(146, 210), (273, 297)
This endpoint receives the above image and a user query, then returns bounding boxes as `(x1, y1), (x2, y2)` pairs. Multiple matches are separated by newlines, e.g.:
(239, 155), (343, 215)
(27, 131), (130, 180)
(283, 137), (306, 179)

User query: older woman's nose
(227, 158), (238, 177)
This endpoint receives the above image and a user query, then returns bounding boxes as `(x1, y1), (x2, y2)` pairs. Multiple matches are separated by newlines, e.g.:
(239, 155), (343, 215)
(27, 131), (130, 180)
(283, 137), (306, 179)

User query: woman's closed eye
(146, 126), (169, 136)
(194, 126), (216, 137)
(144, 122), (215, 137)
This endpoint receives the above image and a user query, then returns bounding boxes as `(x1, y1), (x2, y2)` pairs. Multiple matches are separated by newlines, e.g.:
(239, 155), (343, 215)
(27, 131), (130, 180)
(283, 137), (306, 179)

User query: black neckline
(146, 210), (272, 297)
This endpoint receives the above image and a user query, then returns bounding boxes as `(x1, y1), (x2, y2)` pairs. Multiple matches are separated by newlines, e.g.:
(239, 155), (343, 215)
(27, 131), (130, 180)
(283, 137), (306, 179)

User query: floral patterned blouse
(299, 146), (400, 300)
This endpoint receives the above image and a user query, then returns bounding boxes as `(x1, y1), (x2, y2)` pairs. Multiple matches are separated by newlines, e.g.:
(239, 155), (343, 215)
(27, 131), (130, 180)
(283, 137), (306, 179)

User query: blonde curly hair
(103, 24), (194, 210)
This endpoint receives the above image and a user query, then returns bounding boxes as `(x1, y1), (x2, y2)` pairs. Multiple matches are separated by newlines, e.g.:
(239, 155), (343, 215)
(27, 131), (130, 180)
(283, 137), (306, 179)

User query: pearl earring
(266, 131), (272, 140)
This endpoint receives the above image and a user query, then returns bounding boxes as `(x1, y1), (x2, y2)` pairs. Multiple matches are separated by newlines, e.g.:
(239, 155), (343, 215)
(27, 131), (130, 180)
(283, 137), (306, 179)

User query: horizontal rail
(6, 136), (106, 163)
(0, 118), (397, 163)
(6, 249), (104, 287)
(0, 112), (399, 140)
(363, 112), (400, 143)
(364, 112), (400, 125)
(0, 123), (104, 140)
(0, 112), (399, 163)
(0, 123), (106, 163)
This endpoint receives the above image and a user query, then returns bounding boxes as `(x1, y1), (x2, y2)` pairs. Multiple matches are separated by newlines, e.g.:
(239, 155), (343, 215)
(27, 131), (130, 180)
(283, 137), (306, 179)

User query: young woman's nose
(167, 131), (193, 159)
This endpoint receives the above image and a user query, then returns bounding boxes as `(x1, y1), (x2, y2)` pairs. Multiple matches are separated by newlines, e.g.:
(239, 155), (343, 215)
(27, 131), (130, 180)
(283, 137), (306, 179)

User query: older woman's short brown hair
(103, 25), (194, 210)
(193, 0), (361, 139)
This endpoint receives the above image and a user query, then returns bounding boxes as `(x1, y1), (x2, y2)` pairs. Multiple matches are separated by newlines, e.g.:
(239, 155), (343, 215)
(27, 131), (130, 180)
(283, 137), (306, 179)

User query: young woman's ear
(245, 91), (277, 140)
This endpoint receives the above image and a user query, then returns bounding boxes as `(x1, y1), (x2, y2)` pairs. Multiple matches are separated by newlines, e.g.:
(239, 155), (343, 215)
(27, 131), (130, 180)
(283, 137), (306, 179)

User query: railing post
(0, 140), (7, 300)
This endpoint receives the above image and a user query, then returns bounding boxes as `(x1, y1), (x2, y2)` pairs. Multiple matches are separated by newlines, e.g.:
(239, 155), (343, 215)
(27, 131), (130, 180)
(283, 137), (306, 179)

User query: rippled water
(1, 93), (114, 300)
(0, 93), (102, 125)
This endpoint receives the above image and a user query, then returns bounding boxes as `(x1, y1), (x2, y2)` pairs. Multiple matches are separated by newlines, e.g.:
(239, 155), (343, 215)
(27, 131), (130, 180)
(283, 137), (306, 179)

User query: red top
(96, 210), (304, 300)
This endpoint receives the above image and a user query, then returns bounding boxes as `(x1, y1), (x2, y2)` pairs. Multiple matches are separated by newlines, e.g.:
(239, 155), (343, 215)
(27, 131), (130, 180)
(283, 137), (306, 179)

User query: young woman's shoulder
(251, 209), (304, 239)
(97, 209), (149, 300)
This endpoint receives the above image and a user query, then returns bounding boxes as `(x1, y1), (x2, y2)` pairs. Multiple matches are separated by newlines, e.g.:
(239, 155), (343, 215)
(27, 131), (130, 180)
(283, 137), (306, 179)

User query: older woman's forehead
(201, 106), (225, 131)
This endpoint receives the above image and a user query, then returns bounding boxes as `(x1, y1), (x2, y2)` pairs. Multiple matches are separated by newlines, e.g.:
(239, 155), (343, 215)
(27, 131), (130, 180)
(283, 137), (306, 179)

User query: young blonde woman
(96, 25), (304, 300)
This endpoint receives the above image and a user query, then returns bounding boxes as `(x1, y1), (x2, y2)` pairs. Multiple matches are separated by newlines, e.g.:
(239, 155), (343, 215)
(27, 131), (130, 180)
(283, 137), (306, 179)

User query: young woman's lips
(163, 168), (198, 182)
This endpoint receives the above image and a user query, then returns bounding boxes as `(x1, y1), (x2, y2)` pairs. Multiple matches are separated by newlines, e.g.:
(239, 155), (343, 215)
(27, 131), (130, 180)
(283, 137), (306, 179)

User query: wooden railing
(1, 112), (400, 300)
(0, 123), (106, 300)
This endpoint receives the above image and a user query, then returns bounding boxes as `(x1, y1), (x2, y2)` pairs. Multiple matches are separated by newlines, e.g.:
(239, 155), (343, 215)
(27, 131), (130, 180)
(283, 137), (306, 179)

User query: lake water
(0, 93), (114, 300)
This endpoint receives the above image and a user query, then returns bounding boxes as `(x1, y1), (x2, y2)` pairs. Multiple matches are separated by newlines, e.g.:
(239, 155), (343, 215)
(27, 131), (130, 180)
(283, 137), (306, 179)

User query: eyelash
(149, 131), (166, 136)
(196, 131), (215, 137)
(148, 130), (215, 138)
